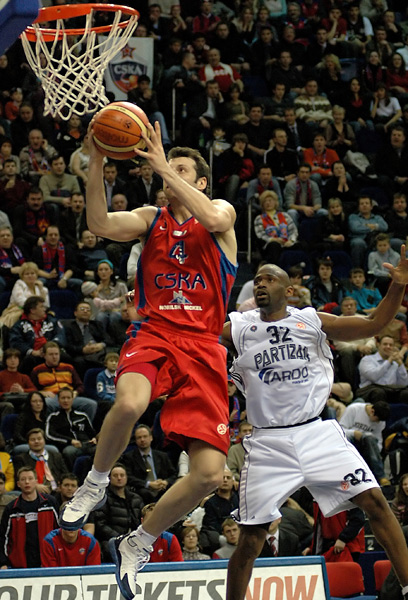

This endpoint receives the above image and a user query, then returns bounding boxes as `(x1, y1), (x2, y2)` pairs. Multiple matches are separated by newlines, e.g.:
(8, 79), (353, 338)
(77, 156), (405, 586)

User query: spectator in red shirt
(192, 1), (220, 37)
(386, 53), (408, 100)
(321, 7), (347, 45)
(0, 348), (36, 398)
(42, 525), (101, 566)
(198, 48), (242, 95)
(141, 503), (183, 563)
(303, 132), (340, 186)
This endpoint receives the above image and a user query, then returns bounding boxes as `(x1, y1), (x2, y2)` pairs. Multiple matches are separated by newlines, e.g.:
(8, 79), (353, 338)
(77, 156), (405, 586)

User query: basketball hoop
(21, 4), (140, 120)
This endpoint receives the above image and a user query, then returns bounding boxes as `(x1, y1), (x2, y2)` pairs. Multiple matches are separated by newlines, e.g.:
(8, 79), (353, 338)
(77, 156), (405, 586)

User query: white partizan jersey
(229, 306), (334, 427)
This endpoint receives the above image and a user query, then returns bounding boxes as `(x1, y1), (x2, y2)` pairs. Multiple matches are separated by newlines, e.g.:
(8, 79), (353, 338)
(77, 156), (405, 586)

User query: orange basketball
(92, 101), (150, 160)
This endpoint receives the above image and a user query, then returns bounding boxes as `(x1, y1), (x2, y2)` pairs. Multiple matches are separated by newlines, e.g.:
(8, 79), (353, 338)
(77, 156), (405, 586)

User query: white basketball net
(21, 9), (139, 120)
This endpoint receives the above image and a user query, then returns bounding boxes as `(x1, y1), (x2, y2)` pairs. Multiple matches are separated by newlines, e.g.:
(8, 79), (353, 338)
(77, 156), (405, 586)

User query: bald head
(255, 264), (291, 286)
(253, 265), (293, 317)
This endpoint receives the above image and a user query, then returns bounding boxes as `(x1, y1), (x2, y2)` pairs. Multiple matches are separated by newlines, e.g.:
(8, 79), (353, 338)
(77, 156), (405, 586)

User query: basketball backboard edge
(0, 0), (40, 55)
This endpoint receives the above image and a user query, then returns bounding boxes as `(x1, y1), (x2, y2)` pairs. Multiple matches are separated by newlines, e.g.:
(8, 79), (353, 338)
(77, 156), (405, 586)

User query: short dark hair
(167, 147), (209, 181)
(23, 295), (45, 315)
(358, 195), (373, 204)
(317, 258), (333, 269)
(57, 387), (74, 399)
(28, 186), (42, 196)
(138, 74), (150, 84)
(288, 265), (304, 278)
(376, 233), (389, 244)
(103, 162), (117, 170)
(135, 424), (152, 435)
(27, 427), (45, 442)
(232, 133), (248, 144)
(3, 348), (21, 367)
(298, 162), (311, 172)
(17, 466), (37, 481)
(59, 472), (79, 485)
(222, 517), (237, 531)
(372, 401), (390, 421)
(350, 267), (365, 277)
(44, 341), (60, 353)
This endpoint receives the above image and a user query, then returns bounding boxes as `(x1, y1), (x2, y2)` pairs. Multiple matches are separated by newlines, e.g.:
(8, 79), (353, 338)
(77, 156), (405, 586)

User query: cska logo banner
(101, 37), (154, 100)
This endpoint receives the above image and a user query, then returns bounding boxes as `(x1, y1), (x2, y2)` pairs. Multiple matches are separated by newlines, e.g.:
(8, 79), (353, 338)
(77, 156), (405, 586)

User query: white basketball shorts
(234, 418), (379, 525)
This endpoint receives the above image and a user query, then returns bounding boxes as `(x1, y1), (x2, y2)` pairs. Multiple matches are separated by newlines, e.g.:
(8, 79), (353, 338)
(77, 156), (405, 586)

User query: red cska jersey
(133, 207), (237, 336)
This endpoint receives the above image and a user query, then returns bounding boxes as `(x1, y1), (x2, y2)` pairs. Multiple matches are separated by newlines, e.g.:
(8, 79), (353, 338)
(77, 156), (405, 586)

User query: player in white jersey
(222, 259), (408, 600)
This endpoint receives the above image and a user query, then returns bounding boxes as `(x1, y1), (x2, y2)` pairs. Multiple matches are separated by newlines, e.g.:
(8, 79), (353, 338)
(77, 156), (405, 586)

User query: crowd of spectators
(0, 0), (408, 575)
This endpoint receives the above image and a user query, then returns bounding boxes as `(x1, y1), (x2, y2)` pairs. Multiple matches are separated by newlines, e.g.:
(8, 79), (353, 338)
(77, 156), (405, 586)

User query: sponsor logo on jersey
(341, 481), (350, 491)
(79, 547), (85, 554)
(254, 344), (310, 369)
(169, 291), (192, 305)
(296, 322), (306, 329)
(155, 272), (206, 290)
(172, 230), (187, 237)
(250, 325), (257, 332)
(259, 366), (309, 384)
(217, 424), (228, 435)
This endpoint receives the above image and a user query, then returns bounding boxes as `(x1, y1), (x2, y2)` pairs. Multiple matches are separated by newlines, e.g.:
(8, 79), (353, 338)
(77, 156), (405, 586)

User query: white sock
(136, 525), (157, 546)
(402, 585), (408, 596)
(88, 467), (110, 486)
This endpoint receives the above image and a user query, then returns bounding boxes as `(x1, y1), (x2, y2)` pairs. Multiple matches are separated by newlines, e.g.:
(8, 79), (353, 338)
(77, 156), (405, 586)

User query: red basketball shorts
(117, 320), (230, 455)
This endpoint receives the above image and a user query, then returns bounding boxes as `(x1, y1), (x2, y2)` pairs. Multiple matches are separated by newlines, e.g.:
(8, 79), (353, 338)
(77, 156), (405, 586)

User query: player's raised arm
(320, 245), (408, 341)
(86, 124), (157, 241)
(135, 122), (236, 233)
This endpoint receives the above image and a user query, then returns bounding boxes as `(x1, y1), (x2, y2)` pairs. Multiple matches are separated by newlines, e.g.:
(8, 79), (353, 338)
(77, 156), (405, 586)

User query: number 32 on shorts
(343, 468), (372, 486)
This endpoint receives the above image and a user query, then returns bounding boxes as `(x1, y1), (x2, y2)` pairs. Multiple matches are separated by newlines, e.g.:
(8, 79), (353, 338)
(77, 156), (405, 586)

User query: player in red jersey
(60, 121), (237, 600)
